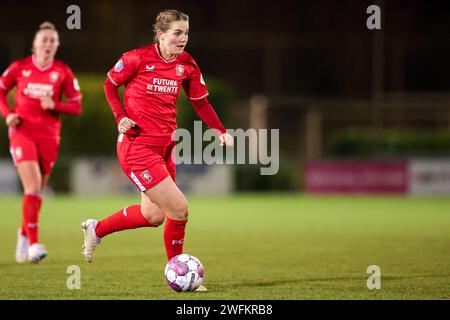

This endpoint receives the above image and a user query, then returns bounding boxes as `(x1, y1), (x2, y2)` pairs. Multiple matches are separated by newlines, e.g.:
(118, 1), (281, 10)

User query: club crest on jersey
(140, 170), (153, 184)
(114, 59), (125, 73)
(22, 70), (31, 77)
(50, 71), (59, 83)
(176, 64), (184, 77)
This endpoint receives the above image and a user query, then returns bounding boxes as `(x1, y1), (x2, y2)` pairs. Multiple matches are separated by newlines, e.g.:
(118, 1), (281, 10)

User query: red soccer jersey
(107, 43), (209, 145)
(0, 55), (82, 140)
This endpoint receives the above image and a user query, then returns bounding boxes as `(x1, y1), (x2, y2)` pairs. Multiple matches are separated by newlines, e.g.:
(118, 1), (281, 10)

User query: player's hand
(5, 113), (20, 128)
(40, 96), (55, 110)
(118, 117), (137, 134)
(219, 132), (233, 146)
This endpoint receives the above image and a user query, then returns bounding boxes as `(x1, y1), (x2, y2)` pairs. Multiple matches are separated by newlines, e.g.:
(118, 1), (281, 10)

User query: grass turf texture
(0, 194), (449, 300)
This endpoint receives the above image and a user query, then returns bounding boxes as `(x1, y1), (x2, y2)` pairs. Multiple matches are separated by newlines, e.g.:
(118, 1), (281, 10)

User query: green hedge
(234, 154), (300, 191)
(326, 128), (450, 157)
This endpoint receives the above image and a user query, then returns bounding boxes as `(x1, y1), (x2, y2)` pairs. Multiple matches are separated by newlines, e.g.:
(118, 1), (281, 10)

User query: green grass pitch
(0, 194), (449, 299)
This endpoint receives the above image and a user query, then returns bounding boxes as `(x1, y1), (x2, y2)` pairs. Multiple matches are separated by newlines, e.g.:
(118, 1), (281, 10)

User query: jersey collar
(154, 44), (179, 63)
(32, 54), (54, 72)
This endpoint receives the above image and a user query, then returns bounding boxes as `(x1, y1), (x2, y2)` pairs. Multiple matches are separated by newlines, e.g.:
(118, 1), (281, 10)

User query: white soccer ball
(164, 254), (205, 292)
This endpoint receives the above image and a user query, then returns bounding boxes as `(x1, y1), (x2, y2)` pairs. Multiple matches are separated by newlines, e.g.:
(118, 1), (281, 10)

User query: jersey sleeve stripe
(188, 92), (209, 101)
(107, 72), (119, 87)
(67, 95), (82, 102)
(0, 79), (6, 90)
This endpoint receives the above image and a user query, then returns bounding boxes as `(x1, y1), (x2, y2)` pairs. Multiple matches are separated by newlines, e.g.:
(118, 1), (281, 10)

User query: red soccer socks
(95, 205), (154, 238)
(164, 216), (187, 261)
(22, 194), (42, 245)
(94, 205), (188, 261)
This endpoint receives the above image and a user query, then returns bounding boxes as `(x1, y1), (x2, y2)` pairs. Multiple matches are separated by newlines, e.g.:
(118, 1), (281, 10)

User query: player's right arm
(104, 52), (140, 133)
(0, 61), (21, 127)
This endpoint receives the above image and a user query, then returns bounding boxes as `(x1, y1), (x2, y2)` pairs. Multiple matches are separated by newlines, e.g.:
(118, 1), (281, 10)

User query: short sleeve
(106, 51), (140, 87)
(62, 65), (82, 101)
(0, 61), (20, 92)
(183, 61), (209, 100)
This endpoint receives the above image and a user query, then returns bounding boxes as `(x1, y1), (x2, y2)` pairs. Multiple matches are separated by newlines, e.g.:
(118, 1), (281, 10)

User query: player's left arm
(190, 97), (233, 145)
(51, 65), (82, 115)
(184, 62), (233, 146)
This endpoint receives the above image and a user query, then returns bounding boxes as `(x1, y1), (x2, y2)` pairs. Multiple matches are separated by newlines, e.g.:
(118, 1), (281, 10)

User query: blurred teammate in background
(0, 22), (82, 263)
(81, 10), (232, 290)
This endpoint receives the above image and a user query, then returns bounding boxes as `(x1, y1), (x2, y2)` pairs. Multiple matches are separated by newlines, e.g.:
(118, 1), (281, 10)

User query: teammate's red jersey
(0, 55), (82, 140)
(107, 44), (209, 146)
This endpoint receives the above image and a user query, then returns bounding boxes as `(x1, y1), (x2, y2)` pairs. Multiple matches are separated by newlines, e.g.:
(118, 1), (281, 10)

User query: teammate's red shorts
(9, 129), (60, 175)
(117, 134), (176, 192)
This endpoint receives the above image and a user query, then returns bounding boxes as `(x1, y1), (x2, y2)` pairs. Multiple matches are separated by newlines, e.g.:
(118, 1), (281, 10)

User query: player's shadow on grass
(229, 274), (450, 288)
(230, 278), (361, 288)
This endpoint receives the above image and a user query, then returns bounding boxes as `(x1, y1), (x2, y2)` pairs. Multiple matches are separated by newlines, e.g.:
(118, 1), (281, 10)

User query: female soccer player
(0, 22), (82, 263)
(81, 10), (232, 285)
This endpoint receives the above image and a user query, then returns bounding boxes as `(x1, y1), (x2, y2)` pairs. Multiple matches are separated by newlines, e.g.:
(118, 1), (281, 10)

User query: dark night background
(1, 0), (449, 190)
(1, 0), (450, 96)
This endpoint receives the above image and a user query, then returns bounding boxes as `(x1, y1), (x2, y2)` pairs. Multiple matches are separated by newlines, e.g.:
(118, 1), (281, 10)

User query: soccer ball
(164, 254), (205, 292)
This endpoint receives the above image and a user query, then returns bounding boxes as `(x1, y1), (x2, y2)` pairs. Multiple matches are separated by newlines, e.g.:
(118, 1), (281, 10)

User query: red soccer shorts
(9, 129), (60, 175)
(117, 134), (176, 192)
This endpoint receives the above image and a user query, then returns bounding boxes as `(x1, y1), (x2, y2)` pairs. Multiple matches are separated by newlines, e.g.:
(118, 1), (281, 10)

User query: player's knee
(171, 199), (189, 221)
(23, 184), (42, 195)
(148, 214), (165, 227)
(141, 207), (165, 227)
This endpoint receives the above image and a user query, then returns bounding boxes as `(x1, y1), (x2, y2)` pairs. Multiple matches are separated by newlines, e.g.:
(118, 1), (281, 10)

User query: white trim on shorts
(130, 171), (146, 192)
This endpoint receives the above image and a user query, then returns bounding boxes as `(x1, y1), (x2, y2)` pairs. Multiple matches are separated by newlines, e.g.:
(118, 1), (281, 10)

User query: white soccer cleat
(81, 219), (101, 263)
(15, 229), (28, 263)
(28, 243), (48, 264)
(195, 285), (208, 292)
